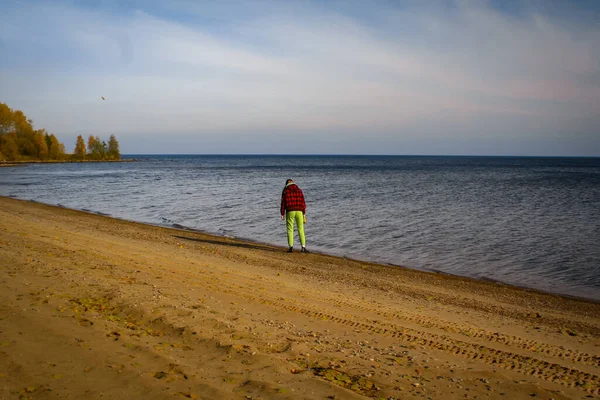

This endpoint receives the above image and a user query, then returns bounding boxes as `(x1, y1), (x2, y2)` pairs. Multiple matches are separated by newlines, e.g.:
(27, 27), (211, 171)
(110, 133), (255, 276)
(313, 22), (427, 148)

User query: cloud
(0, 0), (598, 155)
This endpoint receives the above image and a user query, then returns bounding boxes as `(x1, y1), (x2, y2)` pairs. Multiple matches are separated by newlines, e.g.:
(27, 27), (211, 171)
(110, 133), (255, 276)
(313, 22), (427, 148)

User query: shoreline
(92, 220), (600, 305)
(5, 195), (598, 304)
(0, 159), (137, 167)
(1, 196), (599, 399)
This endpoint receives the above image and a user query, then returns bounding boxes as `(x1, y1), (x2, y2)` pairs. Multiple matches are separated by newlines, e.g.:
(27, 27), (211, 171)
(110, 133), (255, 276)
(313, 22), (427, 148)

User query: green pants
(285, 211), (306, 247)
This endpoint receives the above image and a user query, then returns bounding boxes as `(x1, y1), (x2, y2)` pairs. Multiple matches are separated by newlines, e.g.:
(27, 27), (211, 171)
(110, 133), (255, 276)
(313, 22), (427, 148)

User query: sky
(1, 0), (599, 156)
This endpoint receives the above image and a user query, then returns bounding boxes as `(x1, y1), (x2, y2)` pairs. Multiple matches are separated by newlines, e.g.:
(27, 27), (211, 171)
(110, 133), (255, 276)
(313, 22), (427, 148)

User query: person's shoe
(301, 247), (309, 253)
(287, 247), (293, 253)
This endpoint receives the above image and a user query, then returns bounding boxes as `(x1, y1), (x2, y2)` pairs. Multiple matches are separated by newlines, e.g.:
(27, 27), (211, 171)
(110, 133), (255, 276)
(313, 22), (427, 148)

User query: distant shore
(0, 159), (137, 167)
(0, 196), (598, 399)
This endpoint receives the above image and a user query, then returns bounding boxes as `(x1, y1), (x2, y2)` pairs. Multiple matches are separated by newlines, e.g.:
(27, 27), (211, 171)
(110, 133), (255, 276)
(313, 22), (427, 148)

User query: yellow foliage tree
(0, 103), (14, 134)
(0, 133), (19, 161)
(48, 134), (64, 160)
(108, 134), (120, 160)
(87, 135), (97, 159)
(0, 102), (67, 161)
(74, 135), (86, 160)
(33, 130), (48, 160)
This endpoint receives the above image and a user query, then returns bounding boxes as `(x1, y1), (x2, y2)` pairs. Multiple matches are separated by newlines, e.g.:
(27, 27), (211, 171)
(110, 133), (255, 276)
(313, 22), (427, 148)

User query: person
(280, 179), (308, 253)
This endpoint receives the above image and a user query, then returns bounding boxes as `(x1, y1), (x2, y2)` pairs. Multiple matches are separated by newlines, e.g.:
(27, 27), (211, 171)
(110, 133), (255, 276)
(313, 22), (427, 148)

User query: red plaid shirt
(281, 183), (306, 216)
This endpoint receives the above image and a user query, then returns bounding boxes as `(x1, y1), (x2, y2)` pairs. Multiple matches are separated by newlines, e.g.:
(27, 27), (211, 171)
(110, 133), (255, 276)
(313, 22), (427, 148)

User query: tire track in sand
(182, 272), (600, 395)
(325, 298), (600, 369)
(51, 228), (599, 396)
(251, 296), (600, 395)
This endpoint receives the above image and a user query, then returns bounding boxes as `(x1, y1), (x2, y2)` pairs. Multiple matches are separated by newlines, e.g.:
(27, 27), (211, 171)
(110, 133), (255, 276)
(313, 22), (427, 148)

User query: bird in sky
(101, 96), (105, 100)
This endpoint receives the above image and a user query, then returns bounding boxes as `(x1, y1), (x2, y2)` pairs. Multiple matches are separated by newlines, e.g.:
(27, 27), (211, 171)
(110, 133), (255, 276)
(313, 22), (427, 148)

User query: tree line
(0, 102), (120, 162)
(73, 134), (120, 161)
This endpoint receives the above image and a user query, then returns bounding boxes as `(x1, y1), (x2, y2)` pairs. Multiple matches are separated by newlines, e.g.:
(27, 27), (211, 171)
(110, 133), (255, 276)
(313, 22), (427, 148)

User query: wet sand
(0, 196), (598, 399)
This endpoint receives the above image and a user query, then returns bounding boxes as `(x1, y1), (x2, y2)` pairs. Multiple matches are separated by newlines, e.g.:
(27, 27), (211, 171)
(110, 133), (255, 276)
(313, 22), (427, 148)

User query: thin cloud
(0, 0), (598, 155)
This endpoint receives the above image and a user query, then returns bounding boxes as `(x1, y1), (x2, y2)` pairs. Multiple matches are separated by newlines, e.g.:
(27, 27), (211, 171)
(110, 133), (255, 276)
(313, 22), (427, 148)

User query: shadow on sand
(173, 235), (282, 253)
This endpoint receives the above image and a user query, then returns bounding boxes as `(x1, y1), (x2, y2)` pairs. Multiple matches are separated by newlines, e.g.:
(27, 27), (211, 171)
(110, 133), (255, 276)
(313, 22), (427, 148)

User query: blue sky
(1, 0), (599, 155)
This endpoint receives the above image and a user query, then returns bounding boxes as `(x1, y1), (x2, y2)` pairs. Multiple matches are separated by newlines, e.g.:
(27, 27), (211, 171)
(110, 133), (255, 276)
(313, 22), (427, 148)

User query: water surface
(1, 155), (598, 301)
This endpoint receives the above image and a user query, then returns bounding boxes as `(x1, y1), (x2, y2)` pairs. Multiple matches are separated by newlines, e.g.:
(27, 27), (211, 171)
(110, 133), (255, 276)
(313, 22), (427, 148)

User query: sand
(0, 196), (598, 400)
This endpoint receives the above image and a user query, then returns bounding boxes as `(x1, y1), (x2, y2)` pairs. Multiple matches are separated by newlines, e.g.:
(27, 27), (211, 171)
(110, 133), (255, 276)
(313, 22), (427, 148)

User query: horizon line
(121, 153), (600, 158)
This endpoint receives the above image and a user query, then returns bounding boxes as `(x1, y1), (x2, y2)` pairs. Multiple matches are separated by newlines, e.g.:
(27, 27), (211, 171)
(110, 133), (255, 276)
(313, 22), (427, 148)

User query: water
(1, 155), (599, 301)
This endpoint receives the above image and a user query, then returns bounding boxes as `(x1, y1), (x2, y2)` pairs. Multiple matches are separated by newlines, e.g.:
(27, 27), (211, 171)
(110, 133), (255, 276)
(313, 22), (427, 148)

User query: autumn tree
(0, 103), (14, 134)
(44, 133), (52, 152)
(0, 103), (13, 160)
(0, 133), (19, 161)
(13, 110), (36, 158)
(0, 102), (67, 161)
(48, 134), (64, 160)
(88, 135), (106, 160)
(108, 134), (120, 160)
(33, 130), (48, 160)
(0, 104), (32, 161)
(74, 135), (86, 160)
(87, 135), (96, 158)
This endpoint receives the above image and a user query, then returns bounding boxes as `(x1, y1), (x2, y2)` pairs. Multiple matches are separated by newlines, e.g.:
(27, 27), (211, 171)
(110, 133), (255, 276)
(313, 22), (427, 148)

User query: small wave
(172, 223), (192, 230)
(159, 216), (174, 225)
(95, 211), (111, 216)
(428, 269), (454, 275)
(218, 228), (236, 239)
(477, 276), (504, 284)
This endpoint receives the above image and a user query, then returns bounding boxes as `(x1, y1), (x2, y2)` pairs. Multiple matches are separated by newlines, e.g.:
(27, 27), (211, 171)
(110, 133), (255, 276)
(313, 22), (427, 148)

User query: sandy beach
(0, 197), (598, 400)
